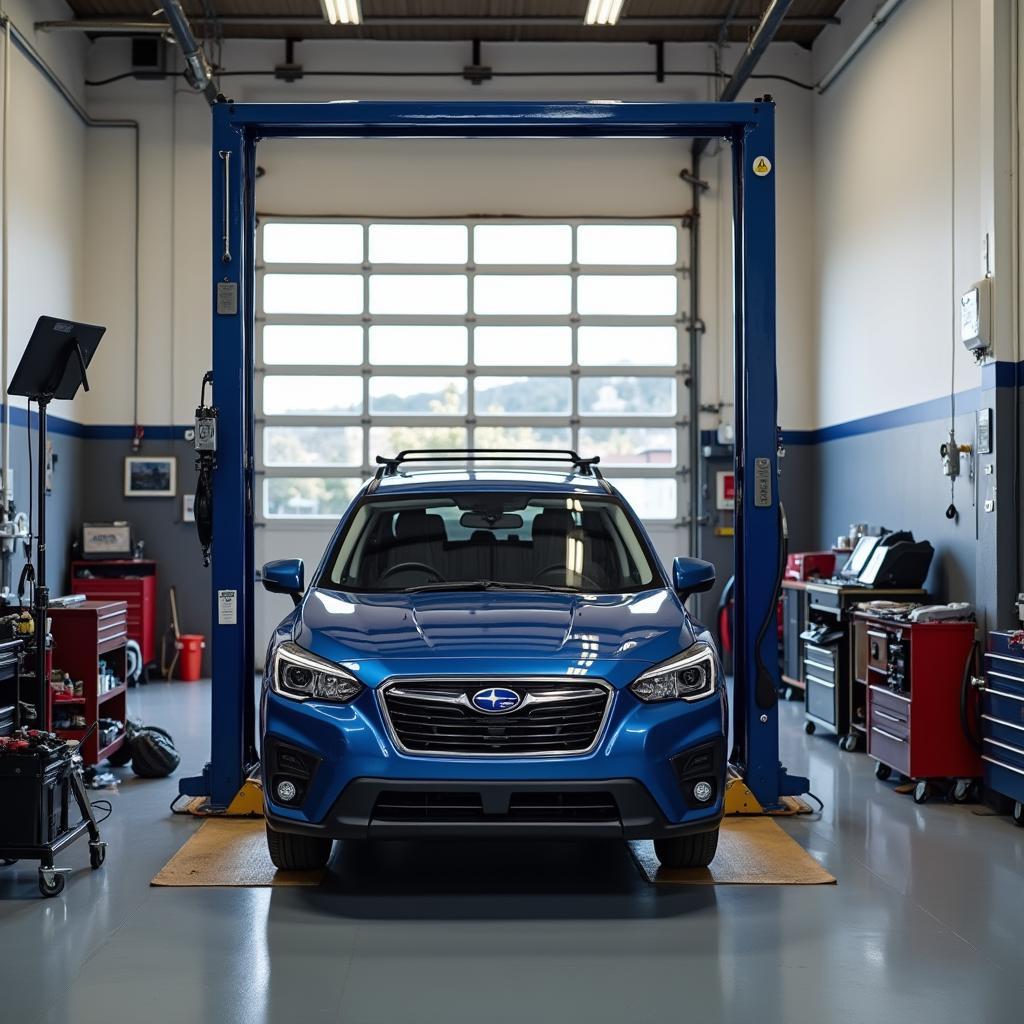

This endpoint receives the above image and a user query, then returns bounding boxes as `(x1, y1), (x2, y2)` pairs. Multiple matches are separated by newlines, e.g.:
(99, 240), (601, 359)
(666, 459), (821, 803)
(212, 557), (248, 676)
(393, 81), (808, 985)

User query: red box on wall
(70, 560), (157, 667)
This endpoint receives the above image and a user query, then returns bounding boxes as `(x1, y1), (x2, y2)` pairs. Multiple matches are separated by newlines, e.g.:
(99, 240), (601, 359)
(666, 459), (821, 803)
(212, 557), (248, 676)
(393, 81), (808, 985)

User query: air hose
(960, 639), (982, 753)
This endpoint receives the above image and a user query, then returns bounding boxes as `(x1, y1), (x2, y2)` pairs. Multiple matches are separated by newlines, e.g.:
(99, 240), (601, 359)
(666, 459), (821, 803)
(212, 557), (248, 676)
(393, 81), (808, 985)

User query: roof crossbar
(374, 448), (603, 478)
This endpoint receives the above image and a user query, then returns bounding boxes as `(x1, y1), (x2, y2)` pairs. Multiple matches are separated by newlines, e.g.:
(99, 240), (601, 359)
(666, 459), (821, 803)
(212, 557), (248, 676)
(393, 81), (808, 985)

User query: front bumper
(265, 777), (724, 841)
(262, 680), (727, 839)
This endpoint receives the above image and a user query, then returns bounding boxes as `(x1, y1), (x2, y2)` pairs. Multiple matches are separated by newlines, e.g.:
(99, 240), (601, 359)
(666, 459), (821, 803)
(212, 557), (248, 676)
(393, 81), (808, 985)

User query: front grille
(381, 681), (611, 756)
(372, 789), (619, 822)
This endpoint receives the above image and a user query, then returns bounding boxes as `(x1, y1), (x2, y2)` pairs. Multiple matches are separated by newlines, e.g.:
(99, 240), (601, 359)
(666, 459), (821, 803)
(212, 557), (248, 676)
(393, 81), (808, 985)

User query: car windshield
(321, 493), (659, 594)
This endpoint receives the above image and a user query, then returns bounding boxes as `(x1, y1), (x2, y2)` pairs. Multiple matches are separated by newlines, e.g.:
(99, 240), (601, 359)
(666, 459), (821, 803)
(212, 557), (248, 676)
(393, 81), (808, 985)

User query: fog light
(692, 780), (713, 803)
(276, 779), (298, 803)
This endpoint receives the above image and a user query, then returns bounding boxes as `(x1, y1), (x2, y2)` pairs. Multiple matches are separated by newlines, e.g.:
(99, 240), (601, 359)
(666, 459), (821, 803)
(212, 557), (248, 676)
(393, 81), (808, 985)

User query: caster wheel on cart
(89, 843), (107, 870)
(38, 872), (65, 898)
(951, 779), (973, 803)
(804, 721), (816, 736)
(1012, 802), (1024, 827)
(874, 762), (892, 781)
(913, 781), (932, 805)
(841, 734), (859, 752)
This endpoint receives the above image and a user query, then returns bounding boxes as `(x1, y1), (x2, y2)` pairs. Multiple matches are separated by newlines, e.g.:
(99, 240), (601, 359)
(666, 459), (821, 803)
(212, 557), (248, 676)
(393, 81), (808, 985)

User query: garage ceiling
(55, 2), (844, 47)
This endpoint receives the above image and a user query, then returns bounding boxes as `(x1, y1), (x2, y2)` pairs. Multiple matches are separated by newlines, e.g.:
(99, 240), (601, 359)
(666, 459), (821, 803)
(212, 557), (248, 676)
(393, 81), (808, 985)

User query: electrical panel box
(960, 278), (992, 357)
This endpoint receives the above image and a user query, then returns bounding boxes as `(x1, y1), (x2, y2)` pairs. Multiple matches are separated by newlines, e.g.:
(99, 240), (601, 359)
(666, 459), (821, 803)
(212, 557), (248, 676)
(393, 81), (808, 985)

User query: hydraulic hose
(960, 639), (982, 753)
(754, 502), (787, 709)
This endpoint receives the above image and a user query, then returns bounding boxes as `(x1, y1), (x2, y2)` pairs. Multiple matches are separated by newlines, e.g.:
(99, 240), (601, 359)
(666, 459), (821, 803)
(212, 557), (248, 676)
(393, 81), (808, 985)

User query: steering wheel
(380, 562), (445, 582)
(532, 563), (602, 590)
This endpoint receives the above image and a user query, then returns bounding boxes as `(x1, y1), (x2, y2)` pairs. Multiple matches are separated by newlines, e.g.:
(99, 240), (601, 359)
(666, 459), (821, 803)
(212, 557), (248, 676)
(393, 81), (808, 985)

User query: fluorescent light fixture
(584, 0), (626, 26)
(319, 0), (362, 25)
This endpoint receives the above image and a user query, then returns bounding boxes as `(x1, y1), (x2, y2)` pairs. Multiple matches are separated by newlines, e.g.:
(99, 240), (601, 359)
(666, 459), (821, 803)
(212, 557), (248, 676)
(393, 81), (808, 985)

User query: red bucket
(176, 634), (206, 682)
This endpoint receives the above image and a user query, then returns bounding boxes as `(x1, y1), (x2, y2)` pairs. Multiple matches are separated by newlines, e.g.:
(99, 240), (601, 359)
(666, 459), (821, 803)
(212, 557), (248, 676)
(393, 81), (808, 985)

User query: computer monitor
(838, 534), (882, 579)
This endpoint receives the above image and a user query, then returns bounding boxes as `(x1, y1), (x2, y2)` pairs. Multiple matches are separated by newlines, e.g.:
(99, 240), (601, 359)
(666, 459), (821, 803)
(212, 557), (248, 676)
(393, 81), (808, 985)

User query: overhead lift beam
(176, 99), (808, 812)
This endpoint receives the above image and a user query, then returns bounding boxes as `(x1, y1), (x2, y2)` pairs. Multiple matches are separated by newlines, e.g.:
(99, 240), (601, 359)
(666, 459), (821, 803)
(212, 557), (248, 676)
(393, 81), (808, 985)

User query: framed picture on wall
(124, 456), (177, 498)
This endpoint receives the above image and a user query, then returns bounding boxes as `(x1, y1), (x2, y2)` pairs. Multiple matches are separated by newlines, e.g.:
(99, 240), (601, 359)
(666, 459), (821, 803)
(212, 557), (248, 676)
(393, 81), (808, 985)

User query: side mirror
(261, 559), (305, 606)
(672, 556), (715, 599)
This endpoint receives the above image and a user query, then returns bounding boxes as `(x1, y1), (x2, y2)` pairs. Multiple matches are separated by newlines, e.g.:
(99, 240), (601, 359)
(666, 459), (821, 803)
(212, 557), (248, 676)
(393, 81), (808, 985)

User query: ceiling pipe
(686, 0), (795, 564)
(156, 1), (218, 104)
(816, 0), (904, 94)
(36, 14), (839, 34)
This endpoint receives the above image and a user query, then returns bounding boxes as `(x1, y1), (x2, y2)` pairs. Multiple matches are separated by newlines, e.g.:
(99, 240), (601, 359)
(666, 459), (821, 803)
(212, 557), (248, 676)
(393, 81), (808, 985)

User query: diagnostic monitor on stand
(837, 535), (883, 581)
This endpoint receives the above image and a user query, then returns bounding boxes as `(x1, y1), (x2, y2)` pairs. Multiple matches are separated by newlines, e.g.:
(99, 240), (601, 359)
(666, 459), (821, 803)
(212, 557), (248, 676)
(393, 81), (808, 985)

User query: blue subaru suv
(260, 450), (726, 871)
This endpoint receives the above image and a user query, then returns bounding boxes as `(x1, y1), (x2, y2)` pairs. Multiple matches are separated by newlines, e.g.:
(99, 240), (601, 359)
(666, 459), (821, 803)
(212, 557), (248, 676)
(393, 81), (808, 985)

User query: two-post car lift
(178, 99), (809, 813)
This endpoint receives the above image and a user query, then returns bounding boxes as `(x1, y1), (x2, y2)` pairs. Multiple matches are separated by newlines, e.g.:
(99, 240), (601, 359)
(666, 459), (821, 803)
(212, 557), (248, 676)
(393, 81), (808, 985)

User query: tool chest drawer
(804, 643), (836, 671)
(868, 686), (910, 740)
(983, 686), (1024, 727)
(869, 723), (910, 775)
(805, 673), (836, 725)
(806, 587), (842, 614)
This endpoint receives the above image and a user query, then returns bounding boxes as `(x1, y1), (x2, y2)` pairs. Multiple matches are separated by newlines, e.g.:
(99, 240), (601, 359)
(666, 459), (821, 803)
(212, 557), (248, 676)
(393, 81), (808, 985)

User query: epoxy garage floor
(0, 682), (1021, 1023)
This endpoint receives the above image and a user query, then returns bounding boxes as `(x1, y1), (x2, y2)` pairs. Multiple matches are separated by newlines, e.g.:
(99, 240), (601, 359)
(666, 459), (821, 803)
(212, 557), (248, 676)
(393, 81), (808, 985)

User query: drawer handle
(986, 652), (1024, 666)
(871, 726), (906, 744)
(987, 677), (1024, 696)
(805, 644), (835, 657)
(809, 604), (841, 615)
(874, 709), (903, 724)
(805, 673), (835, 690)
(982, 736), (1024, 756)
(804, 658), (833, 673)
(981, 713), (1024, 733)
(982, 754), (1024, 778)
(868, 684), (910, 702)
(866, 630), (889, 640)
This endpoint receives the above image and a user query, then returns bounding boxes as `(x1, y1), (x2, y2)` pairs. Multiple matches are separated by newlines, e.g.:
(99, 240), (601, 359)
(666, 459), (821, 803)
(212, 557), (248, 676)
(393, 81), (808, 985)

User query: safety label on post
(218, 589), (238, 625)
(753, 458), (772, 507)
(752, 156), (772, 177)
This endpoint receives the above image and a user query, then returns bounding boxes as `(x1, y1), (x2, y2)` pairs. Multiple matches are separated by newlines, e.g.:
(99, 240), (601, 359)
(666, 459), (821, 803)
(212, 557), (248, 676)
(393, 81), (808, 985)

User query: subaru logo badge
(472, 687), (521, 713)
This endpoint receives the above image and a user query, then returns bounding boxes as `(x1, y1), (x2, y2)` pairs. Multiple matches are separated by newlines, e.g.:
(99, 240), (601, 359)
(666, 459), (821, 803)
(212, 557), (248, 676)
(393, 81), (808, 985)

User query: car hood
(291, 587), (701, 689)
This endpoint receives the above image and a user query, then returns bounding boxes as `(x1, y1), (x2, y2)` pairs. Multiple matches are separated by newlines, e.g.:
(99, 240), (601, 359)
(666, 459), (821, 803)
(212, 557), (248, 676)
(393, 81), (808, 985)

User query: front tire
(266, 824), (333, 871)
(654, 827), (719, 869)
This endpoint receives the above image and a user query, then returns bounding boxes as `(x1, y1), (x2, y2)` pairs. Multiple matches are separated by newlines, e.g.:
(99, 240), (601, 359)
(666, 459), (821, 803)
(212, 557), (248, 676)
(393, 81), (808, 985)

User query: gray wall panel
(76, 438), (210, 672)
(814, 410), (979, 604)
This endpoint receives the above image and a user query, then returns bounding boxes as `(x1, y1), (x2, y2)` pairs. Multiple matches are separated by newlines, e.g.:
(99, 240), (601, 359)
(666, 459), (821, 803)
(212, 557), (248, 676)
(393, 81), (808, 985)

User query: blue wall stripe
(784, 358), (1023, 447)
(0, 404), (186, 441)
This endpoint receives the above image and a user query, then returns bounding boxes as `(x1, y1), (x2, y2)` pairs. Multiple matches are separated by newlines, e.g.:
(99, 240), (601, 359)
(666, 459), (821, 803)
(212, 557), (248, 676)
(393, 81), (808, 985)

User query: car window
(322, 494), (657, 593)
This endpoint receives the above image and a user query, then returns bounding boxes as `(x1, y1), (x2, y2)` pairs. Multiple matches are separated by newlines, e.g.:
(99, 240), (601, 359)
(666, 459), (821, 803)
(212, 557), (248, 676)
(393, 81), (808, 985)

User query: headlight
(630, 643), (717, 703)
(271, 642), (363, 703)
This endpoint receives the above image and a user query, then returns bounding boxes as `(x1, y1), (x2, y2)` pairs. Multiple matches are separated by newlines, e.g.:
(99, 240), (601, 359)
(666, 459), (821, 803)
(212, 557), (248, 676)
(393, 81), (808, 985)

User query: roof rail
(374, 448), (603, 478)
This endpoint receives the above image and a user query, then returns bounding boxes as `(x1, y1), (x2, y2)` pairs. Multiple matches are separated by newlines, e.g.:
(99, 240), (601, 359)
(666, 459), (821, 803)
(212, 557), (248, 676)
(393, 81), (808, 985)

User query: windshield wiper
(401, 580), (576, 594)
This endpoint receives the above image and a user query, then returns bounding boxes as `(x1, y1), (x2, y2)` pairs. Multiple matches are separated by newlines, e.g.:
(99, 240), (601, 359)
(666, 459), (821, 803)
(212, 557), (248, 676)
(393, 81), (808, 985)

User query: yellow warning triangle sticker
(753, 156), (772, 177)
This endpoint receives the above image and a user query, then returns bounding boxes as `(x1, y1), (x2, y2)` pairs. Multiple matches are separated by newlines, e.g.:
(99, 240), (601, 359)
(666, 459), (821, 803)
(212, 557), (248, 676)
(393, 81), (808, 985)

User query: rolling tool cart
(0, 727), (106, 896)
(981, 631), (1024, 825)
(855, 611), (979, 802)
(0, 317), (108, 895)
(800, 583), (926, 749)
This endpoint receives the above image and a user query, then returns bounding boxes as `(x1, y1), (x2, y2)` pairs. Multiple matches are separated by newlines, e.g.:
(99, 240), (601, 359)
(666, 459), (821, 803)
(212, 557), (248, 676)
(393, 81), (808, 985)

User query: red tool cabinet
(70, 560), (157, 667)
(49, 601), (129, 767)
(856, 613), (980, 799)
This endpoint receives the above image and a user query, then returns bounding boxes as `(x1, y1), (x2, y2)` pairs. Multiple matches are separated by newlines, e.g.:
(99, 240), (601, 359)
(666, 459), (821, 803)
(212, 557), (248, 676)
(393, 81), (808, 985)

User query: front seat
(390, 509), (447, 576)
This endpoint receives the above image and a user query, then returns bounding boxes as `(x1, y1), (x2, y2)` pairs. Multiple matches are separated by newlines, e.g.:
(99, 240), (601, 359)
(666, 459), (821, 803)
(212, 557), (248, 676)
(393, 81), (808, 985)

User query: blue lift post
(180, 99), (808, 811)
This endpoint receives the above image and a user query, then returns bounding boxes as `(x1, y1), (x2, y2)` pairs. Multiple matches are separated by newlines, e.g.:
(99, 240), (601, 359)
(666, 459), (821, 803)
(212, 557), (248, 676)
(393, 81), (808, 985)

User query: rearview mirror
(672, 556), (715, 599)
(261, 559), (305, 606)
(460, 511), (523, 531)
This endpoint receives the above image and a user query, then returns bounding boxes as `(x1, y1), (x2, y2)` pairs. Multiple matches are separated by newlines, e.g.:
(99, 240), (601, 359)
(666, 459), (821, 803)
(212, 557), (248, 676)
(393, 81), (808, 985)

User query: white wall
(1, 1), (89, 428)
(75, 36), (818, 434)
(811, 0), (998, 429)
